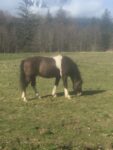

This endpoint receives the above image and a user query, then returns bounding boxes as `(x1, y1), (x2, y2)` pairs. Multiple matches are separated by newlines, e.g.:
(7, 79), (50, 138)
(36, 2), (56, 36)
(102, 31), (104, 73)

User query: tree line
(0, 1), (113, 53)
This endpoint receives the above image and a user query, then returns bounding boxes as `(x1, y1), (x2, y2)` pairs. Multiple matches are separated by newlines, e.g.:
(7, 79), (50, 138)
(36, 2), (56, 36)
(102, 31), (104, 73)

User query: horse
(20, 55), (82, 102)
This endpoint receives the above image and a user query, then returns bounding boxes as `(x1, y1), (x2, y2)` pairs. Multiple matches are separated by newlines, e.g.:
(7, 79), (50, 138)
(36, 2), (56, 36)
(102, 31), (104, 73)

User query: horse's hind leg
(52, 77), (60, 97)
(62, 76), (71, 99)
(21, 77), (30, 102)
(31, 76), (41, 98)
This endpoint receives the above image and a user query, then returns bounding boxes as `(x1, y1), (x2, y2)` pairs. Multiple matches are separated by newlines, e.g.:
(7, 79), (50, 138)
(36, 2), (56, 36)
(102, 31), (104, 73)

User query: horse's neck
(71, 73), (81, 82)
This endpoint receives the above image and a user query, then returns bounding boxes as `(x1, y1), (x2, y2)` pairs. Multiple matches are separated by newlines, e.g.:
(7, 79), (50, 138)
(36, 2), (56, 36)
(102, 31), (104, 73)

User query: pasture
(0, 52), (113, 150)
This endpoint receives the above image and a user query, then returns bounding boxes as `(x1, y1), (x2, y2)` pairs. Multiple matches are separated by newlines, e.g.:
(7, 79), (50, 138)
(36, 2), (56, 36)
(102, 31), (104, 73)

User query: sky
(0, 0), (113, 17)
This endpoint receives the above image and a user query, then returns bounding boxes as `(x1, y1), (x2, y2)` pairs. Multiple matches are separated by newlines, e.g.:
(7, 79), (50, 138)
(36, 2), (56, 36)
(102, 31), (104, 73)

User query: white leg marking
(53, 55), (62, 76)
(64, 88), (71, 99)
(21, 92), (27, 102)
(36, 92), (41, 99)
(52, 85), (57, 97)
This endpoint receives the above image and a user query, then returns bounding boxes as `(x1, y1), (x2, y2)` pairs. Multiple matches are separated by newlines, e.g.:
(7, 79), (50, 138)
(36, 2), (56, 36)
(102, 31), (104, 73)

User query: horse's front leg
(52, 76), (60, 97)
(62, 76), (71, 99)
(31, 76), (41, 98)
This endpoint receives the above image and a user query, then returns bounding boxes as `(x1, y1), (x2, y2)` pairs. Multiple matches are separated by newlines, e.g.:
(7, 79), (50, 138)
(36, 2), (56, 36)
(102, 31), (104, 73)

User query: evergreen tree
(100, 9), (113, 51)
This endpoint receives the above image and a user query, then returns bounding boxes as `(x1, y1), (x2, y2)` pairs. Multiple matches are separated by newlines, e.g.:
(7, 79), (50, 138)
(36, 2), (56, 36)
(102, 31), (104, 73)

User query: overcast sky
(0, 0), (113, 17)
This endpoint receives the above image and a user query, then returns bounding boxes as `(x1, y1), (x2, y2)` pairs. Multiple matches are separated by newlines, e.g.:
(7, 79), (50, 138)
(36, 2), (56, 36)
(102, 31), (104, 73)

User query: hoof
(36, 93), (41, 99)
(23, 98), (28, 102)
(52, 94), (57, 98)
(22, 96), (27, 102)
(65, 95), (71, 99)
(77, 92), (82, 96)
(38, 95), (41, 99)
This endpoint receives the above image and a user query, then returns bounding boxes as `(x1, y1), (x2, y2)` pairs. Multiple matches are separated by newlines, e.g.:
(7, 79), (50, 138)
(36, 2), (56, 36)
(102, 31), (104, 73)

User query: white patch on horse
(52, 85), (57, 97)
(21, 91), (27, 102)
(64, 88), (71, 99)
(53, 55), (62, 76)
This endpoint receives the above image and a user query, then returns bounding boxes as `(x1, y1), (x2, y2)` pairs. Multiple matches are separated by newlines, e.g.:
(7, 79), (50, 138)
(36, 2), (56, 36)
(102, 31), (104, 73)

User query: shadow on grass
(29, 90), (106, 100)
(82, 90), (106, 96)
(55, 90), (106, 97)
(28, 94), (52, 100)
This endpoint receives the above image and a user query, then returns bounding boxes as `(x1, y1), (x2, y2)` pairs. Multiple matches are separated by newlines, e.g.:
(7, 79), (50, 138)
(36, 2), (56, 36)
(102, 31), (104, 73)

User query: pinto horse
(20, 55), (82, 102)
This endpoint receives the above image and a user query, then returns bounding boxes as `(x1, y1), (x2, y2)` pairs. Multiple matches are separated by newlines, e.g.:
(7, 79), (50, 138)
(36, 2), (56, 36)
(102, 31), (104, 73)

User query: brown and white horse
(20, 55), (82, 102)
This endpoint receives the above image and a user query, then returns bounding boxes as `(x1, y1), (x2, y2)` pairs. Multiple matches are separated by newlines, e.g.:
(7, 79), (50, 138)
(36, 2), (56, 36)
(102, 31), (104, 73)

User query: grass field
(0, 52), (113, 150)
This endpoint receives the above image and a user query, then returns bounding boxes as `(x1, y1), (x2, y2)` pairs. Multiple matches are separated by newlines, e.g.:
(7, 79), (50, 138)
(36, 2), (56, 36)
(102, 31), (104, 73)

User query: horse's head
(73, 80), (83, 96)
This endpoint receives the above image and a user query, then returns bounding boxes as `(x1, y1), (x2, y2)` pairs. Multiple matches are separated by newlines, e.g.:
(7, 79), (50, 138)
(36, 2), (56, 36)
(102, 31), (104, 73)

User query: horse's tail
(20, 60), (26, 91)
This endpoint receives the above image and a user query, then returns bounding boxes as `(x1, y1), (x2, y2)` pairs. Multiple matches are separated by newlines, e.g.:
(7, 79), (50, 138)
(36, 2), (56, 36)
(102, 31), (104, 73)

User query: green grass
(0, 52), (113, 150)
